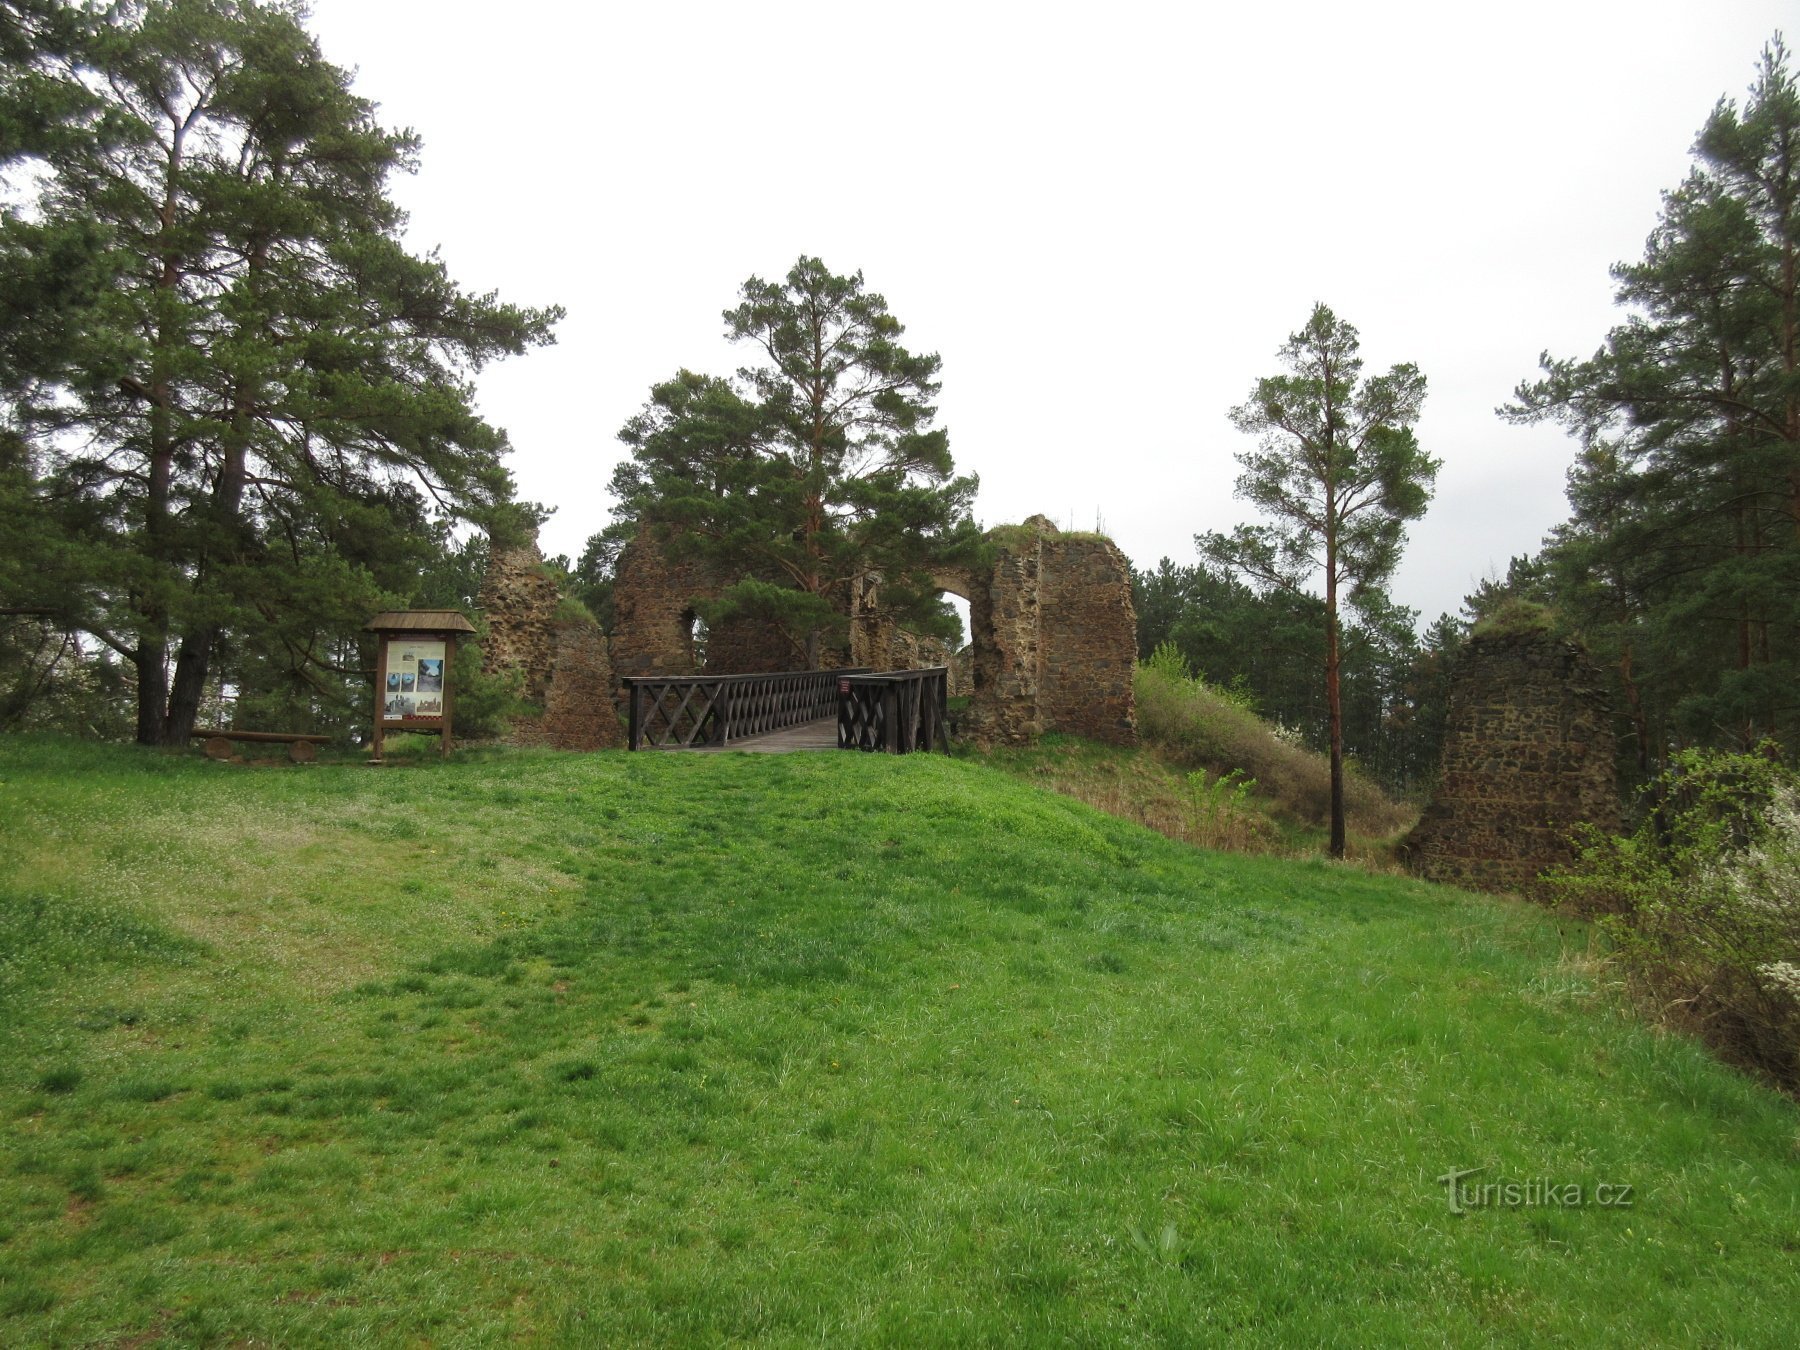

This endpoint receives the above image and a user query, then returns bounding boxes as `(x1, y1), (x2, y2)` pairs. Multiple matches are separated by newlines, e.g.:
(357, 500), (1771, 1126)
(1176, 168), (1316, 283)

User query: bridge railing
(622, 669), (869, 750)
(837, 667), (951, 755)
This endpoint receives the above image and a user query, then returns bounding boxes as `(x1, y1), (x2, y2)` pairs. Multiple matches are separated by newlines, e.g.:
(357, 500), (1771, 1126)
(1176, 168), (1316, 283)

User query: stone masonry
(477, 537), (622, 750)
(516, 515), (1137, 751)
(609, 529), (796, 678)
(531, 616), (624, 751)
(958, 517), (1138, 748)
(1037, 531), (1139, 744)
(1402, 627), (1619, 894)
(476, 540), (560, 703)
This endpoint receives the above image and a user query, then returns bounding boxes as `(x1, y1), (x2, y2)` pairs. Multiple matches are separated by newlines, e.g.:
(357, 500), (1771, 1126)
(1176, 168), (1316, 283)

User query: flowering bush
(1547, 748), (1800, 1091)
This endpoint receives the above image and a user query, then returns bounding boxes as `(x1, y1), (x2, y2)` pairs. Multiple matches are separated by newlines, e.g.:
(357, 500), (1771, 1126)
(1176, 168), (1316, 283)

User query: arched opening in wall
(680, 608), (708, 670)
(942, 594), (970, 651)
(922, 573), (976, 705)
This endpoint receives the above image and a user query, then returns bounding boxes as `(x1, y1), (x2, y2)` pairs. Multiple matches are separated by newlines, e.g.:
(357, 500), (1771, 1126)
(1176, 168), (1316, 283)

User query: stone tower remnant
(953, 516), (1138, 748)
(1402, 624), (1619, 894)
(475, 538), (560, 703)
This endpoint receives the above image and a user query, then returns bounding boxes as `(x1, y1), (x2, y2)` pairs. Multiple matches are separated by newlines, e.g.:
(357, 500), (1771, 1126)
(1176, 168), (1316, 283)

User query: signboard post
(365, 610), (477, 763)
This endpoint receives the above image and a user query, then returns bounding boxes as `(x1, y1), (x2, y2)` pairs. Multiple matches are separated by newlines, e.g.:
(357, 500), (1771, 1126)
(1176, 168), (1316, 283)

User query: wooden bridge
(621, 668), (950, 755)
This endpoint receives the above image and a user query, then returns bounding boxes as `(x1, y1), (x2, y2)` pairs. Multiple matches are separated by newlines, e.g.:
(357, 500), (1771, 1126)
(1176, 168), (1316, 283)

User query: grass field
(1, 738), (1798, 1345)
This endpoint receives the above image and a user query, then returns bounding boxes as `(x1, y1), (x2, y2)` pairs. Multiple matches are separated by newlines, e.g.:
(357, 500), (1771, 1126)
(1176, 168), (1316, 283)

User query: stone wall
(959, 526), (1043, 746)
(1401, 628), (1619, 894)
(1038, 533), (1138, 744)
(534, 618), (624, 750)
(959, 517), (1137, 748)
(608, 531), (718, 679)
(477, 537), (622, 750)
(476, 540), (560, 702)
(603, 516), (1137, 749)
(610, 529), (806, 677)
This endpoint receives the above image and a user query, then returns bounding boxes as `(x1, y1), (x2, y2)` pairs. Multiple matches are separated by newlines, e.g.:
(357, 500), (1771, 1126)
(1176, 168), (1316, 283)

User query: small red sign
(838, 679), (850, 694)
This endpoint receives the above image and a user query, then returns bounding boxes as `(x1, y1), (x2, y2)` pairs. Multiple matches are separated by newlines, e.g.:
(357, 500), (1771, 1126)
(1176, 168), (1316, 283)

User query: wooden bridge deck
(684, 716), (838, 754)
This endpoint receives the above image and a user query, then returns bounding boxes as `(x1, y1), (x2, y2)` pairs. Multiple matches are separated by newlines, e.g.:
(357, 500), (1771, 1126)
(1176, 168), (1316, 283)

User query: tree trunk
(163, 633), (214, 744)
(158, 238), (263, 747)
(133, 112), (189, 745)
(134, 634), (169, 745)
(1325, 542), (1346, 860)
(1326, 614), (1346, 859)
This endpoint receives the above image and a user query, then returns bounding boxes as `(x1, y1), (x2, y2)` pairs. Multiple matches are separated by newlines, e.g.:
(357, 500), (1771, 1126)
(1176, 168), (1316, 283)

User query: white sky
(308, 0), (1795, 626)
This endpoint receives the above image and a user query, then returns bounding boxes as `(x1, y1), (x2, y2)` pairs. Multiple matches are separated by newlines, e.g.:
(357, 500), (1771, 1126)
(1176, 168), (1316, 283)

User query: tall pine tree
(6, 0), (559, 743)
(607, 257), (978, 668)
(1508, 36), (1800, 757)
(1201, 304), (1436, 856)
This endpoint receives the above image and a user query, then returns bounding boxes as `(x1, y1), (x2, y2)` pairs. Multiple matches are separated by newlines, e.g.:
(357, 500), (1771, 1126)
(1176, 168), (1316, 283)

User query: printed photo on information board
(382, 638), (446, 721)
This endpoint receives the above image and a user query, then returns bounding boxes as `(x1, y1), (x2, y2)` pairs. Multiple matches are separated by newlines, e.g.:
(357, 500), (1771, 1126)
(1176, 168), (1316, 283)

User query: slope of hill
(1, 739), (1796, 1344)
(974, 663), (1417, 860)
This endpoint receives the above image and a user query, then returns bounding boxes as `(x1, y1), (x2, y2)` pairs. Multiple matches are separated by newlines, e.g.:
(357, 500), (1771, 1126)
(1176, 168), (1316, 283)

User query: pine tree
(608, 258), (978, 668)
(6, 0), (559, 743)
(1508, 36), (1800, 757)
(1201, 304), (1437, 857)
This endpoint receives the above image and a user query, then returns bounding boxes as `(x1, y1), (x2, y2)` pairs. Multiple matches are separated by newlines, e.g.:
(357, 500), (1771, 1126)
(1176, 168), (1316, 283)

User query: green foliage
(1184, 768), (1260, 851)
(1200, 304), (1438, 857)
(1469, 598), (1560, 639)
(551, 594), (596, 628)
(0, 620), (135, 737)
(1143, 639), (1191, 683)
(446, 640), (532, 741)
(1546, 747), (1800, 1089)
(1202, 305), (1436, 605)
(3, 738), (1799, 1342)
(556, 537), (616, 635)
(605, 258), (979, 666)
(1507, 37), (1800, 769)
(1, 0), (559, 746)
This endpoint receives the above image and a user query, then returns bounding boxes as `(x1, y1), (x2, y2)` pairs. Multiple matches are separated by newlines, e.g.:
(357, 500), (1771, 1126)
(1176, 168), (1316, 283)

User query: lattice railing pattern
(623, 670), (868, 750)
(837, 668), (951, 755)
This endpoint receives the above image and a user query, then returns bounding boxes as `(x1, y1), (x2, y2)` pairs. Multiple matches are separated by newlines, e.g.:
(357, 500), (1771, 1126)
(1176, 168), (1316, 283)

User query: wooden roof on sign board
(364, 610), (477, 634)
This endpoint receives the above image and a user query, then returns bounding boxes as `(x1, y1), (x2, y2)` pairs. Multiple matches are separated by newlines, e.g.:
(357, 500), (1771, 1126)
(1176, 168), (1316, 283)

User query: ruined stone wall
(959, 518), (1137, 748)
(604, 516), (1137, 749)
(946, 645), (972, 698)
(849, 603), (958, 678)
(1038, 534), (1138, 745)
(611, 530), (809, 678)
(1402, 629), (1620, 894)
(608, 532), (717, 679)
(478, 537), (623, 751)
(960, 526), (1044, 747)
(477, 541), (560, 702)
(535, 619), (624, 750)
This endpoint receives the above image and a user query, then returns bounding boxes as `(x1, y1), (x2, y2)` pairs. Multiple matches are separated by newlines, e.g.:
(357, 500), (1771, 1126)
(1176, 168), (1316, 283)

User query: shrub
(448, 643), (535, 740)
(1185, 768), (1263, 853)
(1546, 748), (1800, 1091)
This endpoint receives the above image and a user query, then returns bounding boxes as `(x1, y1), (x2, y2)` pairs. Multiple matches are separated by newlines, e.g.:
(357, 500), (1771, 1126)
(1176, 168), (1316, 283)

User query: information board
(381, 638), (447, 722)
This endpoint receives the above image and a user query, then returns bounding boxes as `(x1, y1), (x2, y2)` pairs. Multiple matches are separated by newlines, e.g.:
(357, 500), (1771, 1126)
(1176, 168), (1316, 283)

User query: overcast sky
(308, 0), (1793, 627)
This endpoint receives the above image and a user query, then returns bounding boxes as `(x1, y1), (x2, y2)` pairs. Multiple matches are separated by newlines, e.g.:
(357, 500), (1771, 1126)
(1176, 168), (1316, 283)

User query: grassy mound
(978, 660), (1415, 857)
(1134, 661), (1412, 838)
(1, 738), (1797, 1344)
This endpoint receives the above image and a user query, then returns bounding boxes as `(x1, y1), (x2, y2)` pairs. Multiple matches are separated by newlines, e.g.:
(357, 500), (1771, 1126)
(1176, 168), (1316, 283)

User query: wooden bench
(190, 729), (332, 763)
